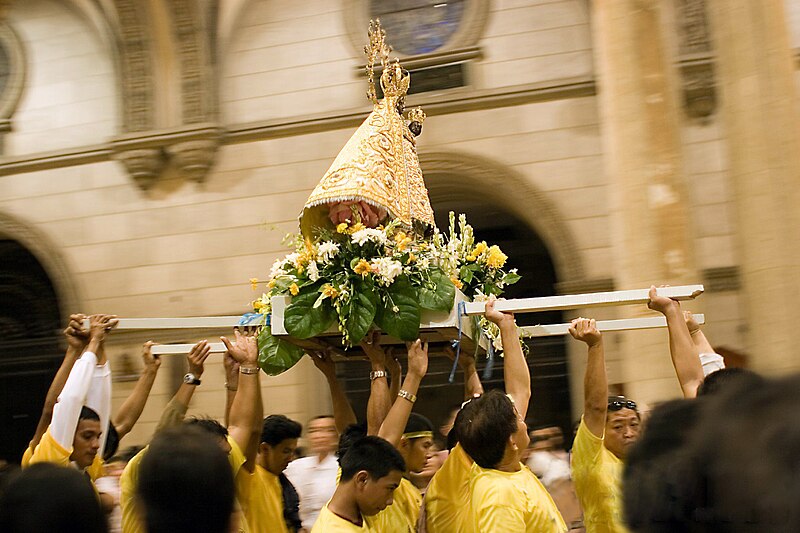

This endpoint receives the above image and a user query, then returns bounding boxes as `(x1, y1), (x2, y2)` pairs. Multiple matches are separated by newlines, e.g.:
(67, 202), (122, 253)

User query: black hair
(0, 462), (108, 533)
(108, 445), (145, 464)
(79, 406), (100, 422)
(403, 413), (434, 437)
(446, 400), (478, 450)
(138, 425), (234, 533)
(458, 389), (518, 469)
(339, 436), (406, 483)
(696, 367), (763, 397)
(185, 417), (229, 440)
(260, 415), (302, 446)
(310, 414), (334, 422)
(103, 423), (119, 461)
(337, 422), (368, 466)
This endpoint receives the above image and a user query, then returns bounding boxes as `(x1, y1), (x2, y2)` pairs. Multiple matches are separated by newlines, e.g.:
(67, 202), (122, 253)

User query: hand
(64, 313), (88, 350)
(647, 285), (680, 315)
(220, 326), (258, 367)
(186, 340), (211, 377)
(223, 350), (241, 382)
(88, 314), (118, 342)
(141, 341), (161, 372)
(683, 310), (700, 335)
(360, 331), (387, 367)
(568, 318), (602, 347)
(309, 349), (336, 378)
(484, 298), (515, 328)
(443, 344), (476, 371)
(406, 339), (429, 378)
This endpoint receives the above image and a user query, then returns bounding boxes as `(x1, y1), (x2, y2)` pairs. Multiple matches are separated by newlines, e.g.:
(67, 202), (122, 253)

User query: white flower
(370, 257), (403, 285)
(351, 228), (388, 246)
(307, 261), (319, 281)
(317, 241), (339, 262)
(270, 258), (288, 279)
(492, 335), (504, 353)
(284, 252), (302, 269)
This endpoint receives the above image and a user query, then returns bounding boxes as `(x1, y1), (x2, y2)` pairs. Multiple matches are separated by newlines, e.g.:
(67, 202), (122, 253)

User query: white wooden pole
(519, 314), (705, 338)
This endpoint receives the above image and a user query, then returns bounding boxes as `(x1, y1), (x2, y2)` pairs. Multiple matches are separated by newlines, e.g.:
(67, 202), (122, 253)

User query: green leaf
(417, 267), (456, 312)
(345, 279), (378, 344)
(459, 265), (475, 284)
(257, 325), (305, 376)
(376, 276), (421, 341)
(284, 286), (336, 339)
(504, 272), (521, 285)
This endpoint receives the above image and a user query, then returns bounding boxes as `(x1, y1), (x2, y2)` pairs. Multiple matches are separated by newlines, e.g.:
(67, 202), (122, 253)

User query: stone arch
(419, 151), (586, 285)
(0, 211), (82, 322)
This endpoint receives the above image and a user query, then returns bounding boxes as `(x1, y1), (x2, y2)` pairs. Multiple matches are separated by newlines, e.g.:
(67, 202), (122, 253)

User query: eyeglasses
(607, 397), (637, 411)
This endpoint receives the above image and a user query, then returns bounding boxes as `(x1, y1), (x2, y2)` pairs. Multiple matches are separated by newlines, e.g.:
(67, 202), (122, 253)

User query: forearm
(378, 372), (422, 447)
(664, 307), (704, 398)
(367, 359), (391, 436)
(228, 368), (261, 466)
(500, 321), (530, 419)
(691, 329), (716, 356)
(224, 388), (236, 428)
(33, 347), (81, 447)
(326, 375), (357, 433)
(155, 384), (196, 431)
(86, 362), (112, 456)
(113, 367), (158, 438)
(462, 363), (484, 399)
(51, 351), (98, 448)
(583, 341), (607, 433)
(389, 367), (401, 403)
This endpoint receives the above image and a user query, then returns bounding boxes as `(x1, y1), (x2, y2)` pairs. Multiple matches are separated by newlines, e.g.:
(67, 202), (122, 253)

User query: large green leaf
(284, 286), (335, 339)
(345, 279), (378, 344)
(417, 267), (456, 312)
(257, 325), (304, 376)
(376, 276), (421, 341)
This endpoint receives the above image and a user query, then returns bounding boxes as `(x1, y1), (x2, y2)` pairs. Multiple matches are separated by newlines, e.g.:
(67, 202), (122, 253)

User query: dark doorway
(0, 240), (63, 463)
(336, 196), (572, 447)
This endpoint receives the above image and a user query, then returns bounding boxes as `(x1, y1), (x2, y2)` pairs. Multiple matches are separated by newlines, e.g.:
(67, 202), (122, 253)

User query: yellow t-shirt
(120, 435), (250, 533)
(469, 462), (567, 533)
(369, 477), (420, 533)
(312, 504), (372, 532)
(21, 445), (33, 467)
(571, 417), (629, 533)
(238, 464), (290, 533)
(425, 444), (474, 533)
(27, 427), (104, 481)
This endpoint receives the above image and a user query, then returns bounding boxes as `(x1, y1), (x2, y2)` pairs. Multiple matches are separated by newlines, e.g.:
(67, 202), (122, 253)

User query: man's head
(185, 417), (231, 454)
(307, 415), (338, 456)
(259, 415), (302, 475)
(605, 396), (641, 459)
(459, 389), (529, 469)
(398, 413), (435, 473)
(339, 436), (405, 516)
(697, 367), (763, 397)
(138, 425), (234, 533)
(72, 406), (102, 469)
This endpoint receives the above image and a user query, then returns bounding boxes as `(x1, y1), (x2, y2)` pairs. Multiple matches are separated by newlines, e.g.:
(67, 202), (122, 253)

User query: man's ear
(508, 434), (518, 451)
(354, 470), (370, 489)
(398, 436), (409, 451)
(259, 442), (270, 455)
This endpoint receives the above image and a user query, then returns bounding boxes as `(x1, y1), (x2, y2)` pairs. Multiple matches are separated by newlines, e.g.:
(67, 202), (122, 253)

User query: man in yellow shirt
(569, 318), (640, 533)
(459, 301), (567, 533)
(312, 436), (406, 532)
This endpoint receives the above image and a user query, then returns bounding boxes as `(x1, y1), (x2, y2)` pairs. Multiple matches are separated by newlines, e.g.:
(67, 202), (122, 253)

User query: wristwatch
(369, 370), (388, 380)
(183, 372), (201, 385)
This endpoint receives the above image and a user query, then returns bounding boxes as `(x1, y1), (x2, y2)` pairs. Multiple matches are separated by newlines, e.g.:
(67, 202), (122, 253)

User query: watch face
(183, 373), (195, 384)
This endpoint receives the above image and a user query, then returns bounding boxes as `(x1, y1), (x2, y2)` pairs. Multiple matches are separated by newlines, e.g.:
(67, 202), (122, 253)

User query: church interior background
(1, 0), (799, 462)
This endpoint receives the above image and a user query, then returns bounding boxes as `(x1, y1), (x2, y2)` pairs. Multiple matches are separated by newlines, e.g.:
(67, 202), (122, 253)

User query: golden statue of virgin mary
(299, 20), (435, 238)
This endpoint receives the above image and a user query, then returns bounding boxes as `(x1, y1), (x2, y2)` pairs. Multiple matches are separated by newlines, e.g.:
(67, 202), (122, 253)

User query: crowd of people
(0, 287), (798, 532)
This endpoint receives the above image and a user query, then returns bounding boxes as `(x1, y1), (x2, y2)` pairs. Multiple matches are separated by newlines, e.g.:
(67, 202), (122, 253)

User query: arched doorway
(0, 239), (67, 462)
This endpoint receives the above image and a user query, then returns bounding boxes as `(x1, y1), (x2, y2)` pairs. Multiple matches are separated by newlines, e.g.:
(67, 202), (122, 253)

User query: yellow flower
(450, 276), (464, 290)
(471, 242), (488, 256)
(353, 259), (371, 276)
(267, 279), (276, 289)
(407, 252), (416, 263)
(336, 222), (349, 234)
(349, 222), (366, 234)
(249, 278), (259, 290)
(322, 284), (339, 298)
(289, 283), (300, 296)
(485, 245), (507, 269)
(466, 254), (476, 262)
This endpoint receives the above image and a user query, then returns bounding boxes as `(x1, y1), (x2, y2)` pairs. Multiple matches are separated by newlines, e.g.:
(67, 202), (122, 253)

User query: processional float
(93, 21), (705, 375)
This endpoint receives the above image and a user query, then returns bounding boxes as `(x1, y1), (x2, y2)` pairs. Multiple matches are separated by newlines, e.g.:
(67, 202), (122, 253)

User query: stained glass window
(370, 0), (467, 55)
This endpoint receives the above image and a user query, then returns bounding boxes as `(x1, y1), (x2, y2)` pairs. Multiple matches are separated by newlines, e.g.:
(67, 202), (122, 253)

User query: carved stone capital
(113, 148), (167, 190)
(166, 138), (220, 183)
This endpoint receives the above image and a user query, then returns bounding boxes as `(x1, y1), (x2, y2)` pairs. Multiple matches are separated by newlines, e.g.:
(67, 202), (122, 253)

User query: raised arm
(386, 349), (402, 402)
(648, 286), (704, 398)
(221, 328), (262, 471)
(29, 315), (86, 450)
(155, 340), (211, 430)
(569, 318), (606, 438)
(684, 310), (725, 376)
(362, 332), (392, 436)
(445, 345), (484, 400)
(309, 350), (357, 433)
(378, 340), (428, 448)
(223, 350), (240, 427)
(485, 300), (530, 419)
(112, 341), (161, 439)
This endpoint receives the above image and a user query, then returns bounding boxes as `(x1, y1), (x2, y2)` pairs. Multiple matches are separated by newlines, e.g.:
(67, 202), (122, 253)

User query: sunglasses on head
(607, 397), (637, 411)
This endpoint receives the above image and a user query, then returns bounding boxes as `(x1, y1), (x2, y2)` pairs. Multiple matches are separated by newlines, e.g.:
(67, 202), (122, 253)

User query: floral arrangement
(250, 212), (519, 375)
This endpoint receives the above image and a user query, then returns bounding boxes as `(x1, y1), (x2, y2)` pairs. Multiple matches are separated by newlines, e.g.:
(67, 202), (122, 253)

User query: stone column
(706, 0), (800, 374)
(591, 0), (698, 403)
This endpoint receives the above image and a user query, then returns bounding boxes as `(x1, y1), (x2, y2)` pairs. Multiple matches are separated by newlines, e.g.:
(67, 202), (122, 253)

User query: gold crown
(300, 20), (435, 236)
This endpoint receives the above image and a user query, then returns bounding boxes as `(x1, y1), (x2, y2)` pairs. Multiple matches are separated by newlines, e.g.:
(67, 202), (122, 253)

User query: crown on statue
(299, 19), (435, 237)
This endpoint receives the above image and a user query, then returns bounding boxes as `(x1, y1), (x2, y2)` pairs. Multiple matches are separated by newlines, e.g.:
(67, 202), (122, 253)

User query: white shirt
(284, 453), (339, 529)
